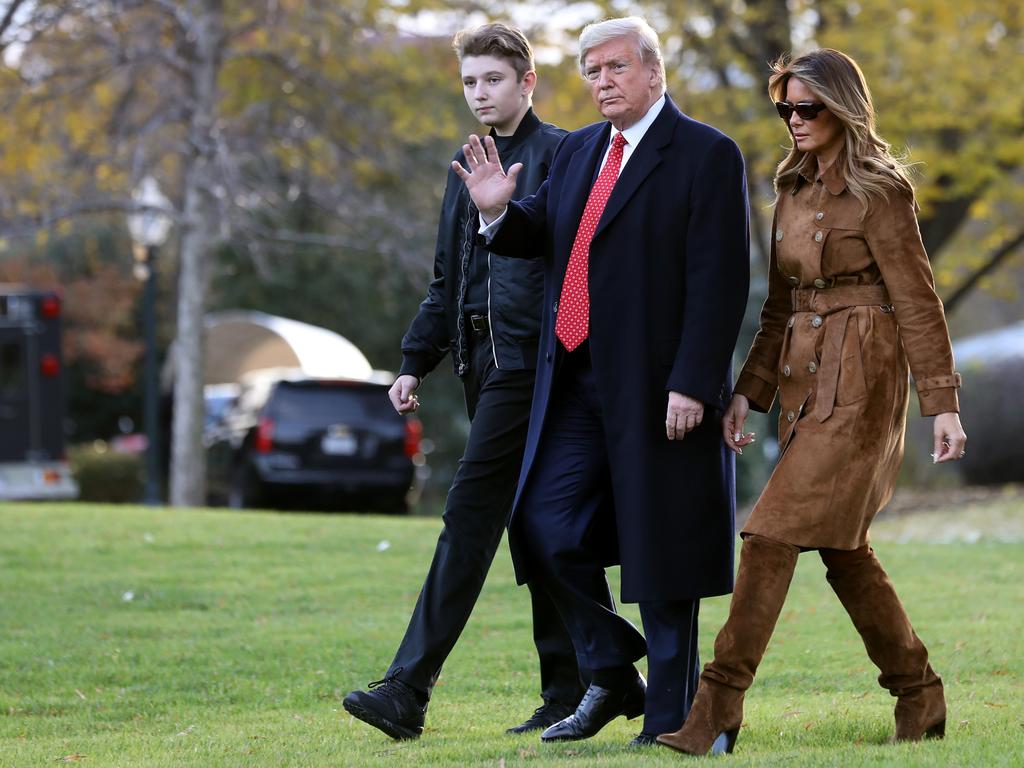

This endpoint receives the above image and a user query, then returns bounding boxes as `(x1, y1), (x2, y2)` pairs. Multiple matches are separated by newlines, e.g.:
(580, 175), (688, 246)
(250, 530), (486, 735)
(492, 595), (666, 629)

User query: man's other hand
(666, 391), (703, 440)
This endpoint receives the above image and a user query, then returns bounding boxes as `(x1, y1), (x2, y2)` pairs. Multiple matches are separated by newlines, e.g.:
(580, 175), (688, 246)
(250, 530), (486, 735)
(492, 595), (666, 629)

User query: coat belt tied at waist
(791, 285), (892, 423)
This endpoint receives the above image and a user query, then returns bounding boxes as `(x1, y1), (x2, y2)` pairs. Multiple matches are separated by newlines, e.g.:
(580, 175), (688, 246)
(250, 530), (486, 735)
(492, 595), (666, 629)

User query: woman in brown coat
(658, 48), (967, 756)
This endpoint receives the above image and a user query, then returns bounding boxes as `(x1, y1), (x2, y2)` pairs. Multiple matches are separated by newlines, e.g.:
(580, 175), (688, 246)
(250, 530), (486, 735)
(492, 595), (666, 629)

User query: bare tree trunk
(170, 0), (223, 507)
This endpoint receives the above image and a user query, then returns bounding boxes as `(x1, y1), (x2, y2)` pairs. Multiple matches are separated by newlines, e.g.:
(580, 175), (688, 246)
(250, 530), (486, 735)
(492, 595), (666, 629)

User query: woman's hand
(932, 411), (967, 464)
(722, 394), (756, 456)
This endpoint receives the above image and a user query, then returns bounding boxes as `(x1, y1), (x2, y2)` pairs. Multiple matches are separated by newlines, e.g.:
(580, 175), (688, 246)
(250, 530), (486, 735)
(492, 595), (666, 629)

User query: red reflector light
(255, 416), (275, 453)
(404, 417), (423, 458)
(43, 469), (62, 484)
(40, 353), (60, 377)
(40, 295), (61, 319)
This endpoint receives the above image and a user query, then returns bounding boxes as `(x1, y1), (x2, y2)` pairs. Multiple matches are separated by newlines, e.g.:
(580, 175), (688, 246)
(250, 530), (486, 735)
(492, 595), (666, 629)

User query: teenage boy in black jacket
(343, 23), (583, 740)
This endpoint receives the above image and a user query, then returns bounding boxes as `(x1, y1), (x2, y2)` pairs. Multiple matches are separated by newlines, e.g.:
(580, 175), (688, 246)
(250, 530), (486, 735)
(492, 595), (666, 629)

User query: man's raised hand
(452, 135), (522, 223)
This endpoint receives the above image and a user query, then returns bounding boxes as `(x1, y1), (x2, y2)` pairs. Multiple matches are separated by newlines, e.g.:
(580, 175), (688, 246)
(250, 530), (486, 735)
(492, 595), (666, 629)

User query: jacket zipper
(487, 251), (499, 369)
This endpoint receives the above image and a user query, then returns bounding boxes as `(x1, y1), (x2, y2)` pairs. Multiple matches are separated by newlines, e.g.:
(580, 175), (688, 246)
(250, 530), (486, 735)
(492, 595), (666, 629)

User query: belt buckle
(469, 314), (488, 333)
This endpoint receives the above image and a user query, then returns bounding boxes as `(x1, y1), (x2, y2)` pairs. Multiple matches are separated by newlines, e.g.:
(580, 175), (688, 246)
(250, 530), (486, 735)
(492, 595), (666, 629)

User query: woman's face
(784, 77), (845, 161)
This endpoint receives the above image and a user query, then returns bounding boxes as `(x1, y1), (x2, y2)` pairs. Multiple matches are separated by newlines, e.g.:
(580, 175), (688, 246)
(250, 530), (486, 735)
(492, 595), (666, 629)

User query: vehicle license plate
(321, 426), (357, 456)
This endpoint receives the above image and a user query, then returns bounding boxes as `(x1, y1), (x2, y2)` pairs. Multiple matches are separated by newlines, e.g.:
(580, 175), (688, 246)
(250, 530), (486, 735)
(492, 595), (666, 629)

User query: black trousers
(388, 330), (584, 707)
(516, 348), (700, 734)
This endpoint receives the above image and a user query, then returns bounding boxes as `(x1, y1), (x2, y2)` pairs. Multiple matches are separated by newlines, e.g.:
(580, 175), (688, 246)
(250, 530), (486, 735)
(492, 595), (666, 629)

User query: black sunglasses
(775, 101), (828, 121)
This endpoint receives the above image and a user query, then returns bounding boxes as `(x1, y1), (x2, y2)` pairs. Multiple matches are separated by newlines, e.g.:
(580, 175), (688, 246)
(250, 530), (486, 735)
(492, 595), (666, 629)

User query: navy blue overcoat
(488, 97), (750, 602)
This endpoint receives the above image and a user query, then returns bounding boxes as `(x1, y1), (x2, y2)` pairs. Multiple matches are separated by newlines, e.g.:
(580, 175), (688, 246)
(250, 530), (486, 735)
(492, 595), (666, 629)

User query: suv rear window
(267, 382), (393, 423)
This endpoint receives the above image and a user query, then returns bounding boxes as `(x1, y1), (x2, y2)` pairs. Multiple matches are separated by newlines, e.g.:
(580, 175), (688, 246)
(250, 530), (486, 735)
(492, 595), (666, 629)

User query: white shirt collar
(610, 94), (666, 150)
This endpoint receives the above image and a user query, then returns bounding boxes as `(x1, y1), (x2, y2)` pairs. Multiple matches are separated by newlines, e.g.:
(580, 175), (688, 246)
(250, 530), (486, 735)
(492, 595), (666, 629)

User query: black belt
(468, 314), (489, 334)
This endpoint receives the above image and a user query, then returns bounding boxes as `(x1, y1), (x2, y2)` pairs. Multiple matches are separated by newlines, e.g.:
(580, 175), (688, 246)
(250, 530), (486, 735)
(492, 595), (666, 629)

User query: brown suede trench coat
(736, 162), (961, 550)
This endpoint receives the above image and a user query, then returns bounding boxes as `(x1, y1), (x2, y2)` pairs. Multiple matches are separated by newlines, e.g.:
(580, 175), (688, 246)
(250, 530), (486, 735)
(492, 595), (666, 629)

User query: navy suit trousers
(516, 346), (700, 733)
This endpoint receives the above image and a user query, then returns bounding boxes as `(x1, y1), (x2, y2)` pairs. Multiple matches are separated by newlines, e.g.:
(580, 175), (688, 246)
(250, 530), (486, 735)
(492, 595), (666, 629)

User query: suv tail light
(40, 353), (60, 377)
(404, 417), (422, 459)
(40, 294), (61, 319)
(255, 416), (275, 453)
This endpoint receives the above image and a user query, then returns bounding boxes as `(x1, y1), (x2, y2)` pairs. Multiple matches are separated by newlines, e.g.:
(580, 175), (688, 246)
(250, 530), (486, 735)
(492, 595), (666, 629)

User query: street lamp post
(127, 177), (173, 506)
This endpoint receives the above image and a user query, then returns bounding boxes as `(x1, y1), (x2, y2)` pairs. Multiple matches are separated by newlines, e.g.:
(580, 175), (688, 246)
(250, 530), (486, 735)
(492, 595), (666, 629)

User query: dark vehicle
(0, 286), (77, 500)
(205, 375), (422, 513)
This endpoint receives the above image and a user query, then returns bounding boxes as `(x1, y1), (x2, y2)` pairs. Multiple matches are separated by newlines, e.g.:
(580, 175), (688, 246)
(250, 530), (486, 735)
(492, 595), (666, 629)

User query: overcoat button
(813, 278), (827, 289)
(787, 316), (796, 328)
(786, 411), (796, 423)
(787, 275), (799, 286)
(816, 211), (825, 221)
(776, 229), (784, 242)
(814, 230), (824, 242)
(553, 302), (558, 313)
(808, 361), (818, 373)
(811, 315), (823, 328)
(783, 365), (791, 377)
(546, 353), (553, 362)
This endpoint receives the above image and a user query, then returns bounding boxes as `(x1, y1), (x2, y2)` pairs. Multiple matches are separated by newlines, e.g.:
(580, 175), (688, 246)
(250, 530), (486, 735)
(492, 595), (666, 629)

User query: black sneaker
(343, 672), (427, 740)
(629, 732), (659, 748)
(506, 699), (577, 734)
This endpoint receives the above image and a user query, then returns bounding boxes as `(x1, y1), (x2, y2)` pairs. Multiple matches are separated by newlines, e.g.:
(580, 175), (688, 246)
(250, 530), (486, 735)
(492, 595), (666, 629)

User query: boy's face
(460, 54), (534, 135)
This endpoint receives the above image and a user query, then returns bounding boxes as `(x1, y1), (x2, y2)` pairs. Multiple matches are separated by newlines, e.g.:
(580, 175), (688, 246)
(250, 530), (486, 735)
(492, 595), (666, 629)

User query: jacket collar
(796, 157), (847, 196)
(488, 107), (541, 153)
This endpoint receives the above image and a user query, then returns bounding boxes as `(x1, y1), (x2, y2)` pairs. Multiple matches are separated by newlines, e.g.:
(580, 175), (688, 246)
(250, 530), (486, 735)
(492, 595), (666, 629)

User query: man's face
(461, 55), (534, 135)
(582, 37), (660, 130)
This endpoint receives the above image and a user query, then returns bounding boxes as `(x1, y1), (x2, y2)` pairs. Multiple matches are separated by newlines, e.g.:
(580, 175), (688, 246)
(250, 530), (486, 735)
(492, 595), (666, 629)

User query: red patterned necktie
(555, 132), (627, 352)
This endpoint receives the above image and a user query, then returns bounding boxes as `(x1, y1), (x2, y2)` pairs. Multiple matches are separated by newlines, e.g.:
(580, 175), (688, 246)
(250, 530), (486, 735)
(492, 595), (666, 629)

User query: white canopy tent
(162, 310), (379, 389)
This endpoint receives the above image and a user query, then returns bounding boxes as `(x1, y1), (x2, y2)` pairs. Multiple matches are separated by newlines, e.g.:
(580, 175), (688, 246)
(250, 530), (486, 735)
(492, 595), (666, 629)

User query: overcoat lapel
(593, 98), (679, 239)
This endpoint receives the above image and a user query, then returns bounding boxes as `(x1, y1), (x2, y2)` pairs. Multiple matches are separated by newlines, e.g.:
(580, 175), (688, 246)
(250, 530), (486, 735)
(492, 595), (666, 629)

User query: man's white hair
(578, 16), (666, 91)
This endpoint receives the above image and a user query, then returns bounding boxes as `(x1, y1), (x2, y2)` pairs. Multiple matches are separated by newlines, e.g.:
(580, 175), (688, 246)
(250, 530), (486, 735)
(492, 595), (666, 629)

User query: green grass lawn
(0, 502), (1021, 767)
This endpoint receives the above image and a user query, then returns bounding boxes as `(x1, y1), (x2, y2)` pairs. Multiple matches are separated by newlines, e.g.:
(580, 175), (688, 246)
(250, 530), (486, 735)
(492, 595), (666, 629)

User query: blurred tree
(0, 0), (476, 505)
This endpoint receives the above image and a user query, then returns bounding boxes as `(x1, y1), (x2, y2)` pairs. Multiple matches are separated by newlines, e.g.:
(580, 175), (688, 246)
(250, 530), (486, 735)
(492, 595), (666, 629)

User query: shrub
(68, 442), (144, 503)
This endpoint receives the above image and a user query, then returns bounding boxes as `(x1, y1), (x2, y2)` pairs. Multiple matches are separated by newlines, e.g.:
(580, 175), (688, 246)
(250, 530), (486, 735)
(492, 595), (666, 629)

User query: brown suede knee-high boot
(820, 545), (945, 741)
(657, 534), (800, 755)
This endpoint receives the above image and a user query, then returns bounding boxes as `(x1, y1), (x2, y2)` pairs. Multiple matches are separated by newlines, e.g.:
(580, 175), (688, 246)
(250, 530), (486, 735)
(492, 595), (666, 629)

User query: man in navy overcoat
(453, 16), (750, 747)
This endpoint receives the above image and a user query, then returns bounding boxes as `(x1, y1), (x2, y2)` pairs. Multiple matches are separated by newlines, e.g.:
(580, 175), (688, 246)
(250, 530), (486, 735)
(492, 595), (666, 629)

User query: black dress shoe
(342, 672), (427, 740)
(629, 732), (659, 747)
(540, 675), (646, 742)
(506, 699), (577, 734)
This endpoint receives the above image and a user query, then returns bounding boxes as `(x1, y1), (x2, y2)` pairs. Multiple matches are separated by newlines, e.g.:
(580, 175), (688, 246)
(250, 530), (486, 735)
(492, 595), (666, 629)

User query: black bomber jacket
(398, 109), (566, 380)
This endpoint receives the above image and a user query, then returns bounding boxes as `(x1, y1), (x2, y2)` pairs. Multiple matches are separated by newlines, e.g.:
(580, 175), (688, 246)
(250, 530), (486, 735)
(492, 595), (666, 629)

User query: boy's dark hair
(452, 23), (535, 81)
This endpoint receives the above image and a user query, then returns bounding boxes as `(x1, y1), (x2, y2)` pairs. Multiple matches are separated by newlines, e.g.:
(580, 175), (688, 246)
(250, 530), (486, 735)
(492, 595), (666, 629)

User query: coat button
(786, 410), (796, 423)
(787, 316), (796, 328)
(808, 361), (818, 373)
(787, 275), (799, 286)
(811, 315), (823, 328)
(816, 211), (824, 221)
(552, 301), (558, 314)
(814, 230), (824, 242)
(783, 364), (791, 377)
(813, 278), (827, 288)
(776, 229), (784, 241)
(546, 353), (553, 362)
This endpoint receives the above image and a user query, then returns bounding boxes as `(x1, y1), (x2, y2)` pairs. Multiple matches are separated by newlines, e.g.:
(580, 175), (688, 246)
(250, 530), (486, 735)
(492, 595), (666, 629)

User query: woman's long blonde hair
(769, 49), (915, 217)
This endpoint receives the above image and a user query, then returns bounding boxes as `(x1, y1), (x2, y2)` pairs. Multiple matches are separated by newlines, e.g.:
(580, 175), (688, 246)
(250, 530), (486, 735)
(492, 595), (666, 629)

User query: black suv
(205, 376), (422, 513)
